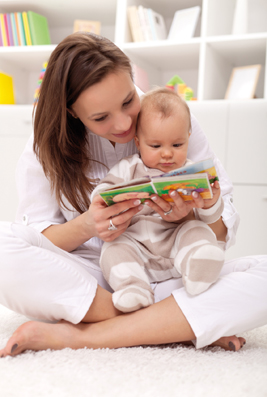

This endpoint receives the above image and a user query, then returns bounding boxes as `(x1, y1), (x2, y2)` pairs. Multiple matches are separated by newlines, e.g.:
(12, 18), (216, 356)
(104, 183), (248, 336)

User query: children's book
(17, 13), (26, 46)
(6, 14), (14, 46)
(3, 14), (10, 45)
(99, 158), (218, 206)
(10, 13), (19, 46)
(28, 11), (51, 45)
(22, 11), (32, 45)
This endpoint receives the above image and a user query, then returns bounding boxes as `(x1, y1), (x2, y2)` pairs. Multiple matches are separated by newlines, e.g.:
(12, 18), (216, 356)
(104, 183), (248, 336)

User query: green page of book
(27, 11), (51, 45)
(100, 182), (156, 206)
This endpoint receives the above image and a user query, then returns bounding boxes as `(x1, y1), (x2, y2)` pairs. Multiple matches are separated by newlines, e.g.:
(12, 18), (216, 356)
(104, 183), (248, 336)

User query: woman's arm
(42, 195), (143, 252)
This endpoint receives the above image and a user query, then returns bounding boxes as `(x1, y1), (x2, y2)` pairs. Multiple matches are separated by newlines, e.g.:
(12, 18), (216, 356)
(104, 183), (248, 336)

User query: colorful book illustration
(99, 158), (218, 206)
(28, 11), (51, 45)
(22, 11), (32, 45)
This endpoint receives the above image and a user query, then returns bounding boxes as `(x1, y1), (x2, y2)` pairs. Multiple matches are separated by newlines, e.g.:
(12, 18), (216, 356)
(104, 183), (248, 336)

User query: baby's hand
(203, 180), (221, 209)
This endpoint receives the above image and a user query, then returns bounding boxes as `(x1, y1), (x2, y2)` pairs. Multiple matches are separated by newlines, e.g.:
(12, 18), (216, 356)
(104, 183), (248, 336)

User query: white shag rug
(0, 304), (267, 397)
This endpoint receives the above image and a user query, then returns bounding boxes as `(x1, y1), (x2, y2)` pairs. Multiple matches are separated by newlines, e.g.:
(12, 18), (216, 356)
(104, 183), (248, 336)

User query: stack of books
(127, 6), (167, 42)
(0, 11), (51, 46)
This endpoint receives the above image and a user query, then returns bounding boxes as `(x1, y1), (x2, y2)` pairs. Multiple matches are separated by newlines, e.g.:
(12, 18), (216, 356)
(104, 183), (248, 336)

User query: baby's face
(135, 109), (190, 173)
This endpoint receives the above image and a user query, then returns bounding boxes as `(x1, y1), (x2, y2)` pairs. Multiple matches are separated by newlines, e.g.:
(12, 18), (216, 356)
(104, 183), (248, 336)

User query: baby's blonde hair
(137, 86), (191, 132)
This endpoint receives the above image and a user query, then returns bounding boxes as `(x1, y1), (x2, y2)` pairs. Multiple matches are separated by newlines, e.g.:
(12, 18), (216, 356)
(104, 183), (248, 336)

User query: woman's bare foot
(210, 335), (246, 351)
(0, 320), (91, 358)
(181, 335), (246, 351)
(0, 320), (246, 358)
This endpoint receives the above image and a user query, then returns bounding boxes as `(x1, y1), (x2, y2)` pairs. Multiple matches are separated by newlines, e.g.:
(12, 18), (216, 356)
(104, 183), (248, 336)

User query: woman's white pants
(0, 222), (267, 349)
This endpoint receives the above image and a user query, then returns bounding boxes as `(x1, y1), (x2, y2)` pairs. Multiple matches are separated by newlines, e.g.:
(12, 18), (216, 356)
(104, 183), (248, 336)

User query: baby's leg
(174, 220), (224, 295)
(100, 236), (154, 312)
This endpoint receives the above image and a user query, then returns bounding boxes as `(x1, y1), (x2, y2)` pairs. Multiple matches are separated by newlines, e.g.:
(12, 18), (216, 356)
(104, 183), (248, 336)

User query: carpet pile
(0, 304), (266, 397)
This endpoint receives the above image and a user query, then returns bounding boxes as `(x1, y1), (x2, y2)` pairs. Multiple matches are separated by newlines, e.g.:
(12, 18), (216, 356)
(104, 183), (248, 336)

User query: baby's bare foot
(0, 320), (90, 357)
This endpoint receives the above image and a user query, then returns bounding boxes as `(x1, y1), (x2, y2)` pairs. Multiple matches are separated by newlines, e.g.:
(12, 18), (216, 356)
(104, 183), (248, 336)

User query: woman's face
(71, 70), (141, 144)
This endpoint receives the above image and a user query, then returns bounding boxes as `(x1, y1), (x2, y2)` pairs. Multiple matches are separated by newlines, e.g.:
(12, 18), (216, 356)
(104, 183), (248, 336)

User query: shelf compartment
(122, 40), (201, 96)
(0, 1), (117, 43)
(202, 35), (267, 100)
(116, 0), (203, 45)
(0, 46), (55, 104)
(205, 0), (267, 37)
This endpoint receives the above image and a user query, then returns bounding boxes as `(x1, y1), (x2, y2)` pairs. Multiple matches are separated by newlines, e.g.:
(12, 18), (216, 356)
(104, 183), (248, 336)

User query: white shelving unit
(0, 0), (266, 258)
(116, 0), (267, 100)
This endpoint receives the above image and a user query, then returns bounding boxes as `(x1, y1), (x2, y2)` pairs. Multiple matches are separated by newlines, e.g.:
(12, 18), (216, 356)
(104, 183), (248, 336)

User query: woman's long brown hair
(33, 32), (133, 213)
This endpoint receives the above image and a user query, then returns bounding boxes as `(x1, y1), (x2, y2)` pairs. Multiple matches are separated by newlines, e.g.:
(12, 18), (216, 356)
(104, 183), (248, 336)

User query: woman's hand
(143, 181), (222, 223)
(202, 180), (221, 209)
(85, 194), (143, 242)
(143, 189), (204, 223)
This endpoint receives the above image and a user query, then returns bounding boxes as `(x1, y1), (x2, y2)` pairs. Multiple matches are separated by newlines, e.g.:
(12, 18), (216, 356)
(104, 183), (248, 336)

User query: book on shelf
(3, 14), (10, 45)
(127, 5), (167, 42)
(0, 14), (8, 46)
(168, 6), (201, 41)
(22, 12), (32, 45)
(73, 20), (101, 35)
(0, 11), (50, 46)
(147, 8), (167, 40)
(137, 5), (153, 41)
(6, 14), (14, 46)
(99, 158), (218, 206)
(16, 12), (26, 46)
(10, 13), (19, 46)
(14, 13), (21, 45)
(127, 6), (144, 42)
(28, 11), (51, 45)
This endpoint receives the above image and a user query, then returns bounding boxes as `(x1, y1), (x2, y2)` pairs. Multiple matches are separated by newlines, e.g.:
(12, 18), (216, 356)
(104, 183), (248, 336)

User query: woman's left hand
(144, 180), (221, 222)
(144, 188), (204, 223)
(202, 180), (221, 209)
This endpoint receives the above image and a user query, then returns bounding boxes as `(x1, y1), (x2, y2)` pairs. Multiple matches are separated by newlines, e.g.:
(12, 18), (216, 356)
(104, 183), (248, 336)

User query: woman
(0, 33), (266, 357)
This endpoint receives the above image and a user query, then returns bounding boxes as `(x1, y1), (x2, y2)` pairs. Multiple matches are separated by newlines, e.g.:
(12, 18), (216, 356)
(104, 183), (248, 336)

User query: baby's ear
(134, 135), (140, 150)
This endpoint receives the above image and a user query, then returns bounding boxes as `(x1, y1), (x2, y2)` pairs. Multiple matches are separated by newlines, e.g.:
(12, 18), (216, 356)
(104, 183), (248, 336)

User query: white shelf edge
(206, 32), (267, 43)
(121, 37), (202, 50)
(0, 45), (57, 54)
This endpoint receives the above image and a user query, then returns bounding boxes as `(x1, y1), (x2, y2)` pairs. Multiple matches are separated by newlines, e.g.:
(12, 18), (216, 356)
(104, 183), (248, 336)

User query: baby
(92, 87), (224, 312)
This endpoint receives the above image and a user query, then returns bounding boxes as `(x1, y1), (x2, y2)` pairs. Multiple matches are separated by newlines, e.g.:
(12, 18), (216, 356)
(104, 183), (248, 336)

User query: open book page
(156, 158), (219, 183)
(99, 173), (213, 206)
